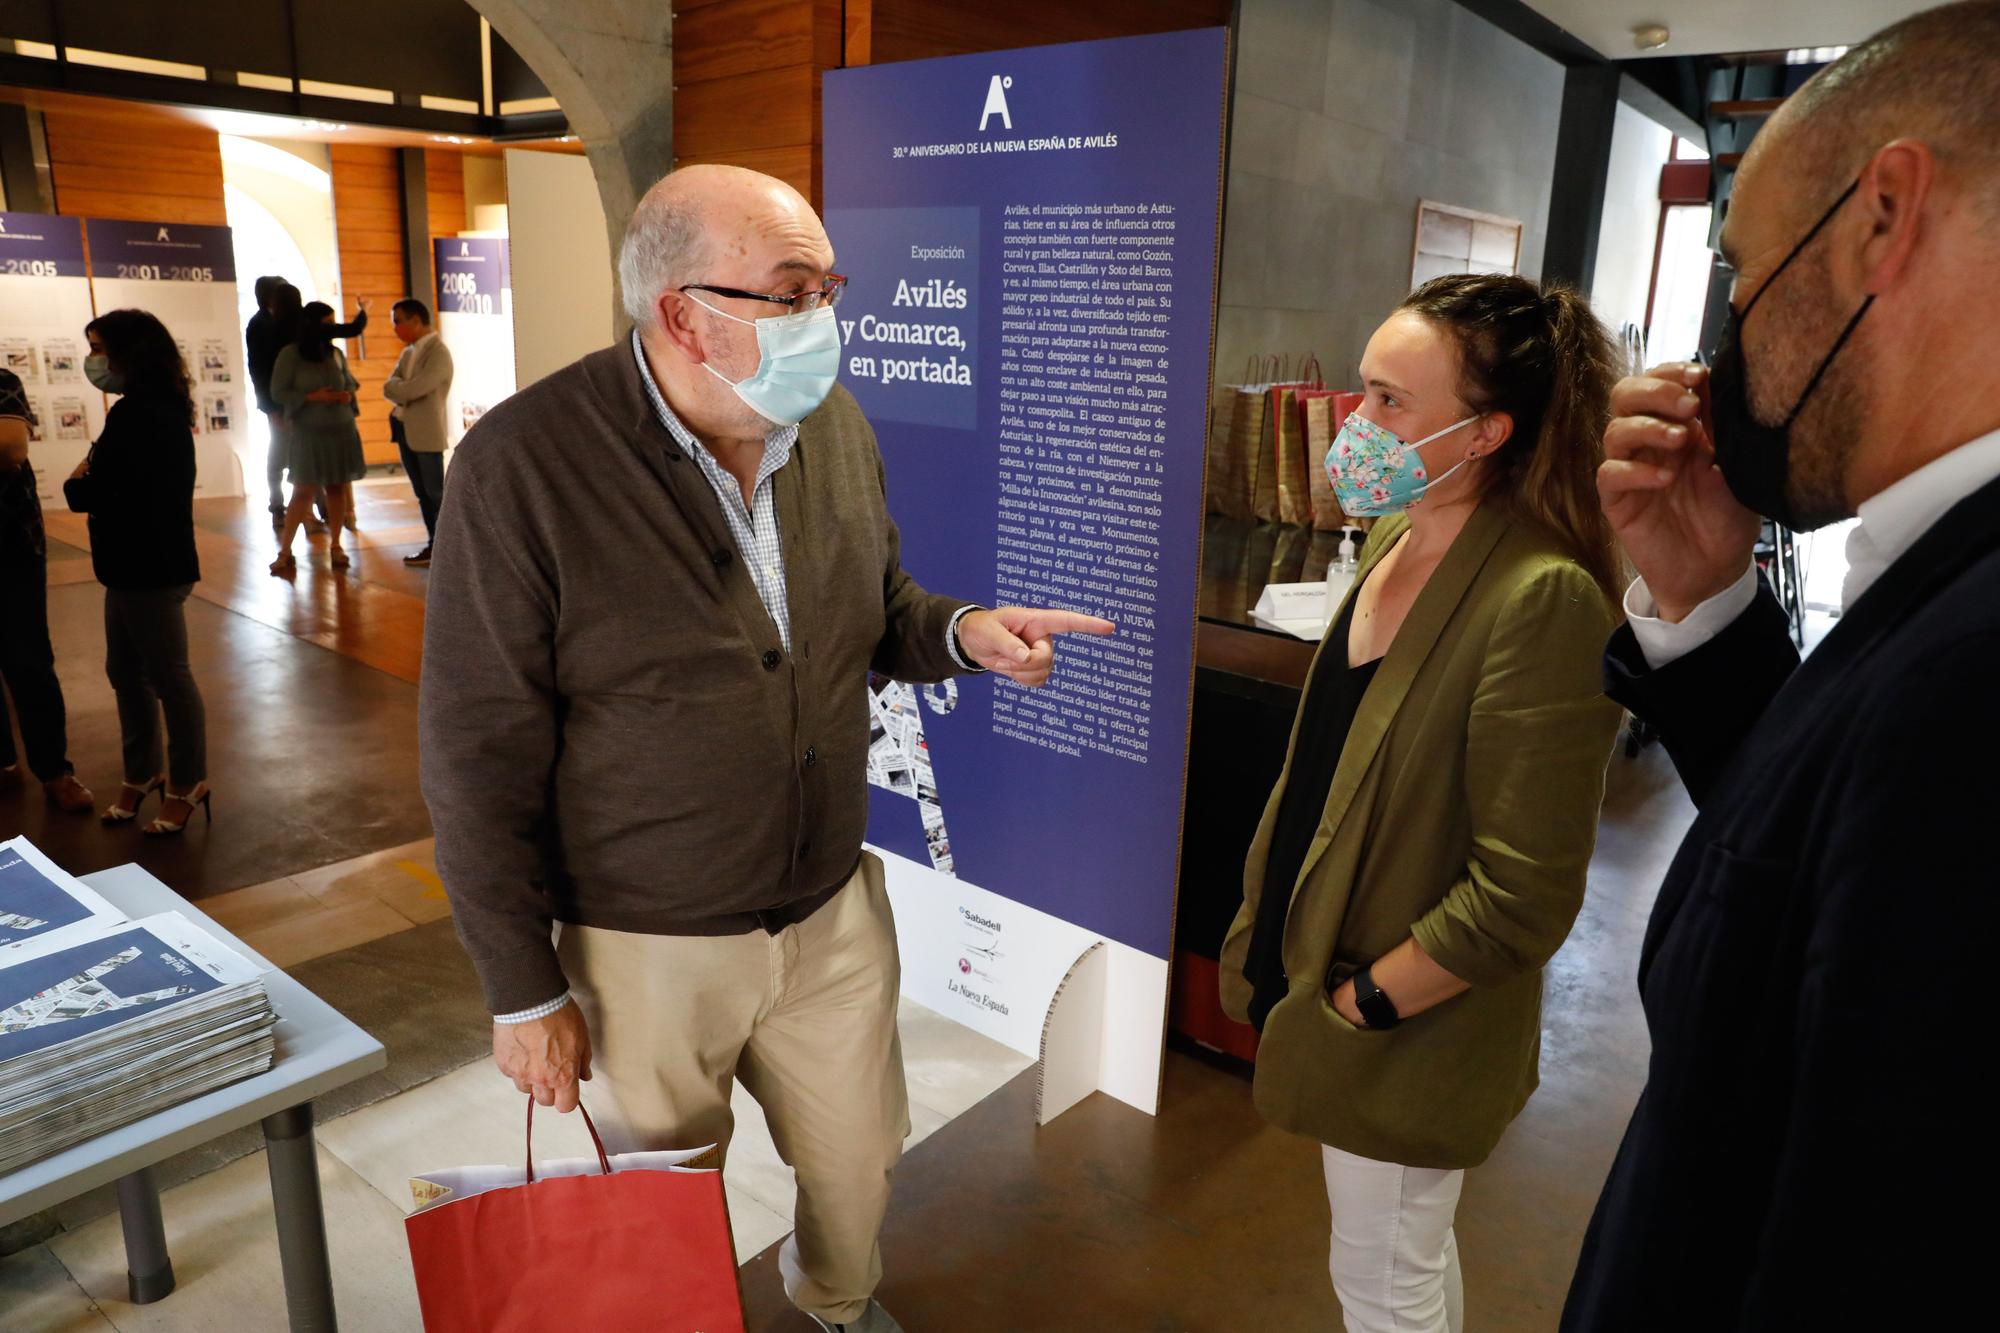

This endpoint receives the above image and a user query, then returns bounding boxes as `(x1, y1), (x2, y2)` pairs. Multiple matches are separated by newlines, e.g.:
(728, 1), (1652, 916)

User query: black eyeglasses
(680, 274), (847, 314)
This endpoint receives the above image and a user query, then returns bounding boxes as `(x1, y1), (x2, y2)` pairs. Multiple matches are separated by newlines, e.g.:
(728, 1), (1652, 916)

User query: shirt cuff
(492, 991), (571, 1024)
(1624, 562), (1760, 670)
(946, 605), (987, 674)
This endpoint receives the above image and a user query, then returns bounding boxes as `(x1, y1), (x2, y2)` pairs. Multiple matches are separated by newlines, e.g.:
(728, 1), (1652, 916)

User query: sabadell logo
(980, 74), (1013, 132)
(958, 907), (1002, 932)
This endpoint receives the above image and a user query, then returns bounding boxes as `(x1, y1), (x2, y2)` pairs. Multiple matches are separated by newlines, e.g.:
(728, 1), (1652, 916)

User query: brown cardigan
(420, 345), (972, 1014)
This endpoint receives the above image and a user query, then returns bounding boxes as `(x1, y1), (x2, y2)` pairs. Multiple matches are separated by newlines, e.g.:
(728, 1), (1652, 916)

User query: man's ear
(1855, 138), (1934, 299)
(654, 290), (704, 364)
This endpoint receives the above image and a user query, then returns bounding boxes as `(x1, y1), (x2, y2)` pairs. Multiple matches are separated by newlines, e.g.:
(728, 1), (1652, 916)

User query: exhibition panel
(83, 220), (249, 500)
(0, 212), (101, 500)
(826, 27), (1228, 1113)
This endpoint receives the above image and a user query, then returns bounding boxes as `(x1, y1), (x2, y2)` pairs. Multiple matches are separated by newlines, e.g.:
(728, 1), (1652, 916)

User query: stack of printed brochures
(0, 836), (276, 1175)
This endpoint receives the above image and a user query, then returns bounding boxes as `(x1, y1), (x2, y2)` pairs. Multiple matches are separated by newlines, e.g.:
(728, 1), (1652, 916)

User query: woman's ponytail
(1398, 274), (1624, 608)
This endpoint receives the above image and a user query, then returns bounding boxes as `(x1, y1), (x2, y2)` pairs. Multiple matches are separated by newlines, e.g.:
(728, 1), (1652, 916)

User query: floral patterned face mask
(1324, 412), (1479, 517)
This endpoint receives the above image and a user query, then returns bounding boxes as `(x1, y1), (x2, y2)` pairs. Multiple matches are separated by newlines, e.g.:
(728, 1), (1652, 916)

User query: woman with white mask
(1219, 273), (1626, 1332)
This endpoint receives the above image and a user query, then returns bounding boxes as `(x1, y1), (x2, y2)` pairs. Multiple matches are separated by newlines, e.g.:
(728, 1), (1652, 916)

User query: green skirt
(286, 420), (366, 488)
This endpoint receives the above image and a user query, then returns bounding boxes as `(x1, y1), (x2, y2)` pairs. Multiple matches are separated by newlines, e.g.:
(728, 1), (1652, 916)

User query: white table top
(0, 863), (387, 1225)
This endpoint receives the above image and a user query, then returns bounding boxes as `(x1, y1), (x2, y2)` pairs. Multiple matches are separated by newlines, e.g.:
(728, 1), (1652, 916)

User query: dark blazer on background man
(1561, 475), (2000, 1330)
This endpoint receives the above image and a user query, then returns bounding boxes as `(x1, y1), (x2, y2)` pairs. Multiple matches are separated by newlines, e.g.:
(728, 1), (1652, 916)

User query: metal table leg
(262, 1102), (338, 1332)
(115, 1166), (176, 1304)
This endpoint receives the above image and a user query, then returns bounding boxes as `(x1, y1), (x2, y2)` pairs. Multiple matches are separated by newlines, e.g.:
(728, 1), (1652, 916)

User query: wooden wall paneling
(330, 144), (407, 465)
(43, 105), (227, 226)
(864, 0), (1232, 64)
(672, 144), (820, 204)
(426, 151), (467, 242)
(674, 62), (820, 158)
(674, 0), (838, 85)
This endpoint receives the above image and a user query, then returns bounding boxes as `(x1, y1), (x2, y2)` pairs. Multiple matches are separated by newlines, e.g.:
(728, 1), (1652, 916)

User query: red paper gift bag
(405, 1100), (745, 1333)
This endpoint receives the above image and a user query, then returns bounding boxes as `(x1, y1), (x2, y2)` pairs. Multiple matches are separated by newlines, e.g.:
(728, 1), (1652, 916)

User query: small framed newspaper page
(1412, 200), (1524, 288)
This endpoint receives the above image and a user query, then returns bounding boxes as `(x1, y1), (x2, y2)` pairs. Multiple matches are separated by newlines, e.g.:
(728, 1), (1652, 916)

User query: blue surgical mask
(1324, 412), (1480, 516)
(689, 297), (840, 426)
(84, 354), (124, 394)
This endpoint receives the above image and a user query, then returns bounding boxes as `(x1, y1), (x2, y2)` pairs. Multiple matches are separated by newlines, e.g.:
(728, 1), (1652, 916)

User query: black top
(1562, 474), (2000, 1331)
(1245, 599), (1381, 1031)
(0, 369), (42, 561)
(62, 394), (199, 590)
(247, 307), (367, 412)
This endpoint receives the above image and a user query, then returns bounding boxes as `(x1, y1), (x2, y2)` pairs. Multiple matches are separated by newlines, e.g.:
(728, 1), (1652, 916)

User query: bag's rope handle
(523, 1094), (613, 1183)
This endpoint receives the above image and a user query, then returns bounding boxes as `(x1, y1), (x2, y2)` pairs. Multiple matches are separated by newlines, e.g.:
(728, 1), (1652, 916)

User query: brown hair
(84, 308), (194, 427)
(1398, 273), (1623, 606)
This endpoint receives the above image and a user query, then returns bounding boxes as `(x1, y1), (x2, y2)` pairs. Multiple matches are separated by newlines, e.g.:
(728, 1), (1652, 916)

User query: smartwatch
(1352, 965), (1400, 1030)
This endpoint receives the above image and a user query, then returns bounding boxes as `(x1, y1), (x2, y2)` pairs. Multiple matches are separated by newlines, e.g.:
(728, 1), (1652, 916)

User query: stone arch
(459, 0), (673, 313)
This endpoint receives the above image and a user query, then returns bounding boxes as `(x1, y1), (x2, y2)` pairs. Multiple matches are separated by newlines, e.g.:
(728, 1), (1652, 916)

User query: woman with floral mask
(1219, 273), (1625, 1332)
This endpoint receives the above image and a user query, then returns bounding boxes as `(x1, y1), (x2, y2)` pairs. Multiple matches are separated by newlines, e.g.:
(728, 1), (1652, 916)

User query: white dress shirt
(1625, 426), (2000, 669)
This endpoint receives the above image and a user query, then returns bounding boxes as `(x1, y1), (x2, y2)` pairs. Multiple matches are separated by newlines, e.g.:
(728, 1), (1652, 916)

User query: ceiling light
(1633, 24), (1671, 51)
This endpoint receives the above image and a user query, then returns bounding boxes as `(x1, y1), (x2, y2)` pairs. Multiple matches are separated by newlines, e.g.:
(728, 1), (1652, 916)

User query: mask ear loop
(1780, 295), (1874, 429)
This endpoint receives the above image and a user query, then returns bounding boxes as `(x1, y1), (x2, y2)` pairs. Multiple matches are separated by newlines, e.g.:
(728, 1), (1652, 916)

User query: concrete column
(464, 1), (673, 326)
(1542, 62), (1623, 296)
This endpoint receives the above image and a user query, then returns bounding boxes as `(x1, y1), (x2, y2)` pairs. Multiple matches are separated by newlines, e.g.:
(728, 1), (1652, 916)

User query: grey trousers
(265, 410), (288, 512)
(103, 585), (207, 788)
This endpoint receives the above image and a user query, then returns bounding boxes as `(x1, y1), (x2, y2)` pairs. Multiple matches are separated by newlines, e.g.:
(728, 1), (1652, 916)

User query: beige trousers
(556, 854), (908, 1324)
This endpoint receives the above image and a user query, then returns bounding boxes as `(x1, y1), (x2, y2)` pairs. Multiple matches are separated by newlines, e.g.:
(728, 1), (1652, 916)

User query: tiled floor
(1, 923), (1030, 1332)
(5, 489), (1718, 1330)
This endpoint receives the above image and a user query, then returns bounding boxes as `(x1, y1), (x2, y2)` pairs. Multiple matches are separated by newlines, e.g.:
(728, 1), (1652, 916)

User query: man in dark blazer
(1565, 4), (2000, 1327)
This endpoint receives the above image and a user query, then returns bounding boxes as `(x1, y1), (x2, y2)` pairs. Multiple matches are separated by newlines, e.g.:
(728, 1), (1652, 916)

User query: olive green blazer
(1219, 502), (1622, 1170)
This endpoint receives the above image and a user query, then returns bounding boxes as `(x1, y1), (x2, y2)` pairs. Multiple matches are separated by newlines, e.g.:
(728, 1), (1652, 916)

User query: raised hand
(1597, 362), (1761, 622)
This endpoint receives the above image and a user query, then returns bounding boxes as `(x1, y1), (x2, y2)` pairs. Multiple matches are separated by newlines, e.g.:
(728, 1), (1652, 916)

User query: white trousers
(1322, 1144), (1466, 1333)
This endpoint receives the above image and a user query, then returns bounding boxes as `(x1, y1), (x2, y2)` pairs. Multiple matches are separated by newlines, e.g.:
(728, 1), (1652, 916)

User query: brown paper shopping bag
(1269, 355), (1325, 527)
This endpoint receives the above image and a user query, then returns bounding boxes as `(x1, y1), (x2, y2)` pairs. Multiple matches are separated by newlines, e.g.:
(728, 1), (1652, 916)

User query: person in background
(421, 164), (1113, 1333)
(263, 282), (370, 534)
(244, 274), (290, 528)
(1564, 5), (2000, 1327)
(1219, 274), (1624, 1333)
(382, 298), (453, 566)
(269, 302), (365, 575)
(0, 364), (93, 814)
(62, 310), (209, 836)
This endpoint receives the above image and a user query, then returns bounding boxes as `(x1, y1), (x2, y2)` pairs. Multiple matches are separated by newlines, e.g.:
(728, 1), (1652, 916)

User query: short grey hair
(618, 176), (711, 329)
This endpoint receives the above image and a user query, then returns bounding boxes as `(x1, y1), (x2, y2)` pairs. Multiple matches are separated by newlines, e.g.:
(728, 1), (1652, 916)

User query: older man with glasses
(419, 163), (1111, 1333)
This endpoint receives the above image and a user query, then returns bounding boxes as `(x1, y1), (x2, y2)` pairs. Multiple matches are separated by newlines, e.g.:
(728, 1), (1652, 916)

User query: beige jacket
(383, 331), (454, 453)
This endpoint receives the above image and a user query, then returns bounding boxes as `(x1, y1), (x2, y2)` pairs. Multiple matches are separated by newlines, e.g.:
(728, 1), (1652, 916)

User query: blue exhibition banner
(0, 212), (87, 279)
(435, 236), (511, 315)
(827, 28), (1228, 960)
(82, 219), (236, 284)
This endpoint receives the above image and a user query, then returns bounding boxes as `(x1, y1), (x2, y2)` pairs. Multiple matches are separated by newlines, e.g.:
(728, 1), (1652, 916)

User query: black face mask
(1707, 177), (1874, 532)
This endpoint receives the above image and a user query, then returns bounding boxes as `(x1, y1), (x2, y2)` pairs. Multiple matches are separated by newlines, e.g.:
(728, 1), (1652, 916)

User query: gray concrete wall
(1215, 0), (1565, 389)
(468, 0), (672, 333)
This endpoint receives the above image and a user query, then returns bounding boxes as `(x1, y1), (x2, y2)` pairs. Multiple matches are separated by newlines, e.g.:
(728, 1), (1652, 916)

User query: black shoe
(403, 546), (433, 567)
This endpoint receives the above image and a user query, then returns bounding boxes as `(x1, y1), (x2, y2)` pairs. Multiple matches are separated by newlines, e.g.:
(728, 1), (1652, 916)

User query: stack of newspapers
(0, 836), (277, 1175)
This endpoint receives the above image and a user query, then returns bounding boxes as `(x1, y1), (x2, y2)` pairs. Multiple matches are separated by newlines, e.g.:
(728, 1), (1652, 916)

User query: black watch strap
(1353, 965), (1400, 1030)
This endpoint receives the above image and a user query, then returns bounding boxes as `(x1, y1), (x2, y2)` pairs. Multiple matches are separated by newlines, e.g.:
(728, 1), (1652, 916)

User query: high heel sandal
(270, 551), (297, 577)
(143, 782), (212, 837)
(102, 775), (166, 825)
